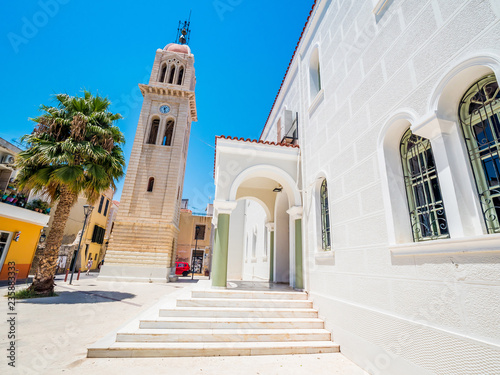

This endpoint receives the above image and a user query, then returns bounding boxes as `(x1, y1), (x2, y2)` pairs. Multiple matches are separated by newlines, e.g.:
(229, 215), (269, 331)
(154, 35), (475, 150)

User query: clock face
(159, 105), (170, 114)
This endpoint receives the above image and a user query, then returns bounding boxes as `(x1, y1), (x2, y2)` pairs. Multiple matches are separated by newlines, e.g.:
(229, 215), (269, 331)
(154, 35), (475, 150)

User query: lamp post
(191, 225), (200, 280)
(69, 204), (93, 285)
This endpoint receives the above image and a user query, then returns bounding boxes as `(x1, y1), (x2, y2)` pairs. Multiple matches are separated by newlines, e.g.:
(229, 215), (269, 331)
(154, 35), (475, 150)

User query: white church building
(211, 0), (500, 373)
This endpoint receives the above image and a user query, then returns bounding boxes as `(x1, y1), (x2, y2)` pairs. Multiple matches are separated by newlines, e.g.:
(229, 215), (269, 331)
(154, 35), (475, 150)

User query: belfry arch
(212, 136), (303, 289)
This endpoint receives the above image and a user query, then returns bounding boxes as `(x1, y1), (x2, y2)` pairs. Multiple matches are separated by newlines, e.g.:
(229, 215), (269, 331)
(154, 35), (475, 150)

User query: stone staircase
(88, 287), (339, 357)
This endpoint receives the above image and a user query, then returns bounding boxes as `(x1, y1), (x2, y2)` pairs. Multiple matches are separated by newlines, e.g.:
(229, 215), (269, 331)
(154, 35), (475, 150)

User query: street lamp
(69, 204), (93, 284)
(191, 225), (200, 280)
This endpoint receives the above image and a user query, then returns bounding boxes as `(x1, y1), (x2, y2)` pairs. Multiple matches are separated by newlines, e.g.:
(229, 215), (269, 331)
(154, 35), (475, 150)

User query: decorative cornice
(213, 200), (238, 215)
(287, 206), (303, 220)
(138, 84), (197, 121)
(265, 222), (275, 231)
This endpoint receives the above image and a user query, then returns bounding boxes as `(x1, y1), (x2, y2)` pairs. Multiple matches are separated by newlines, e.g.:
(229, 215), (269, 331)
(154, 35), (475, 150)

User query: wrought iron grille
(400, 129), (449, 241)
(459, 74), (500, 234)
(320, 179), (331, 250)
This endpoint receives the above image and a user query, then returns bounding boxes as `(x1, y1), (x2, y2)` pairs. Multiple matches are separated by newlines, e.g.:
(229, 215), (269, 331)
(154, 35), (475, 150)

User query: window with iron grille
(320, 179), (331, 250)
(91, 225), (105, 244)
(459, 74), (500, 234)
(400, 129), (449, 241)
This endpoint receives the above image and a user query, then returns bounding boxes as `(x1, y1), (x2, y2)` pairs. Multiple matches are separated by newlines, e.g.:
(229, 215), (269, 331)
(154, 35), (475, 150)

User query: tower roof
(164, 43), (191, 55)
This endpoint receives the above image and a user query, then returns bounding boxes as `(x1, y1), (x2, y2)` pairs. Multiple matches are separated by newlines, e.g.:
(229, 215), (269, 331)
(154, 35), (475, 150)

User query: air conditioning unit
(2, 155), (15, 164)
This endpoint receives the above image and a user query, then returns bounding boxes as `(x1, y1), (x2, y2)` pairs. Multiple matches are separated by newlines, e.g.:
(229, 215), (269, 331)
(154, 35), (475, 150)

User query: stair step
(191, 290), (308, 300)
(139, 317), (324, 329)
(159, 307), (318, 318)
(88, 341), (340, 358)
(176, 298), (313, 309)
(116, 328), (331, 342)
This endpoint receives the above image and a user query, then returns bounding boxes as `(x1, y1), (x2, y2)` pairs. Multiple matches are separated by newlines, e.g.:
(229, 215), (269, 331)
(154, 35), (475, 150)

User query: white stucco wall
(257, 0), (500, 373)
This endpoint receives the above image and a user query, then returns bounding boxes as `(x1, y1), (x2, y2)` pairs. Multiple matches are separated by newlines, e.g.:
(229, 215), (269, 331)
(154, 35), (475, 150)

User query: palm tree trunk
(29, 186), (76, 296)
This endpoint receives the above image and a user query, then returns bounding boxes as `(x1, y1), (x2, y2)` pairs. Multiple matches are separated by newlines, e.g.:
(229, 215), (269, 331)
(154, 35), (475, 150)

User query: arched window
(309, 48), (321, 100)
(177, 66), (184, 85)
(162, 119), (175, 146)
(319, 179), (331, 250)
(168, 65), (176, 84)
(147, 119), (160, 144)
(159, 64), (167, 82)
(459, 74), (500, 233)
(400, 129), (449, 241)
(147, 177), (155, 192)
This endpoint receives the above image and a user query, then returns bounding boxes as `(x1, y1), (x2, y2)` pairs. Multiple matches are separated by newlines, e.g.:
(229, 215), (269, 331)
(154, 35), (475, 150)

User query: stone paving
(0, 273), (368, 375)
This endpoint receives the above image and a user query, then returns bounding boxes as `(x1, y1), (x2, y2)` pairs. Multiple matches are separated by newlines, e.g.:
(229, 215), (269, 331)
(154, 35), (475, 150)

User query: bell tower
(100, 27), (197, 282)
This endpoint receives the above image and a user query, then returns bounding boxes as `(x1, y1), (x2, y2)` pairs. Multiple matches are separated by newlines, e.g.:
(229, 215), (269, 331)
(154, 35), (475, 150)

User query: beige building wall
(177, 209), (212, 275)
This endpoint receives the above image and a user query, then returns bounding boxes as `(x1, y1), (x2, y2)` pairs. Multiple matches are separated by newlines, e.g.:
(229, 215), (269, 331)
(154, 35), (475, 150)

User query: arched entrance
(211, 136), (303, 289)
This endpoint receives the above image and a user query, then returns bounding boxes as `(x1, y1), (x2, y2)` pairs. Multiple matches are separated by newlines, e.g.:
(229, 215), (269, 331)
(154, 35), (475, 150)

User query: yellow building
(0, 203), (50, 280)
(33, 189), (115, 274)
(177, 202), (213, 275)
(77, 190), (114, 271)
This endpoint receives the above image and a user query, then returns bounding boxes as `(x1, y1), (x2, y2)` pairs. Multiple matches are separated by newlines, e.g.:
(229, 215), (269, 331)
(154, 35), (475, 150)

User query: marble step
(116, 328), (331, 343)
(88, 340), (340, 358)
(191, 290), (308, 300)
(176, 298), (313, 309)
(139, 317), (325, 329)
(159, 307), (319, 318)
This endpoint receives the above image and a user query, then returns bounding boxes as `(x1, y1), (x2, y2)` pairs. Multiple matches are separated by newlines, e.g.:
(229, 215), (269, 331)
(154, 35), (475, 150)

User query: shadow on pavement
(17, 289), (138, 306)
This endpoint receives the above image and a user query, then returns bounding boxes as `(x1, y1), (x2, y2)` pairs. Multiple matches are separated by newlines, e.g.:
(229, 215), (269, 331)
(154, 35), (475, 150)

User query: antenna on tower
(176, 10), (192, 45)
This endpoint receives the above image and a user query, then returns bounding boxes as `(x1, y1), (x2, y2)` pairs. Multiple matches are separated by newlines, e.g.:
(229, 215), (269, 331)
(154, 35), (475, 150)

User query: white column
(412, 113), (485, 237)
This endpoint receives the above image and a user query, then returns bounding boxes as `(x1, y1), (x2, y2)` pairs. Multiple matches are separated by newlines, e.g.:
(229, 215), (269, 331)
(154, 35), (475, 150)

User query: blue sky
(0, 0), (313, 214)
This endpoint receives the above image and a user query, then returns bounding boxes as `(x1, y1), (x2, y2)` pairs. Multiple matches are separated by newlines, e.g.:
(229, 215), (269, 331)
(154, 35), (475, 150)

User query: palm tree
(16, 91), (125, 296)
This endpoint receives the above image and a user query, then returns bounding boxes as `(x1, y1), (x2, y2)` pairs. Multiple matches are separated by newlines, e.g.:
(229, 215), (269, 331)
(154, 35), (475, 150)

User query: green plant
(8, 288), (58, 299)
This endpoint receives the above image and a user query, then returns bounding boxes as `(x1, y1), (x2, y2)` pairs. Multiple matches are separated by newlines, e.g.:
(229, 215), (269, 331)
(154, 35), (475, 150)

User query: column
(211, 201), (238, 288)
(287, 206), (303, 290)
(266, 222), (275, 282)
(412, 113), (484, 237)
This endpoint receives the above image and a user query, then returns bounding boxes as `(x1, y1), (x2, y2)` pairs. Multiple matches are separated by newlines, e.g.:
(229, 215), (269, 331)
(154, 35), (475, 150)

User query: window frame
(319, 179), (331, 251)
(459, 74), (500, 234)
(400, 128), (450, 242)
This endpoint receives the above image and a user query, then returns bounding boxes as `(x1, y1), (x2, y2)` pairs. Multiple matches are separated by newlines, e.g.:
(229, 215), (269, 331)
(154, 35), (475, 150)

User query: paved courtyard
(0, 274), (367, 375)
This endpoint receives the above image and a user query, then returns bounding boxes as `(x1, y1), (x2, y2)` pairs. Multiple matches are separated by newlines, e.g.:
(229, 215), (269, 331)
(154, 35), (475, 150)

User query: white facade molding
(412, 113), (485, 238)
(0, 203), (50, 226)
(213, 200), (238, 216)
(308, 89), (324, 116)
(391, 233), (500, 256)
(265, 222), (275, 231)
(287, 206), (303, 220)
(314, 250), (335, 265)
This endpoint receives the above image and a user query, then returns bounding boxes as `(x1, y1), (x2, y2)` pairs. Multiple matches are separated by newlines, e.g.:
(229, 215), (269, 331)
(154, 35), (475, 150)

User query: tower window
(159, 64), (167, 82)
(147, 119), (160, 144)
(168, 65), (176, 84)
(147, 177), (155, 192)
(400, 129), (449, 241)
(163, 119), (175, 146)
(459, 74), (500, 234)
(177, 66), (184, 85)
